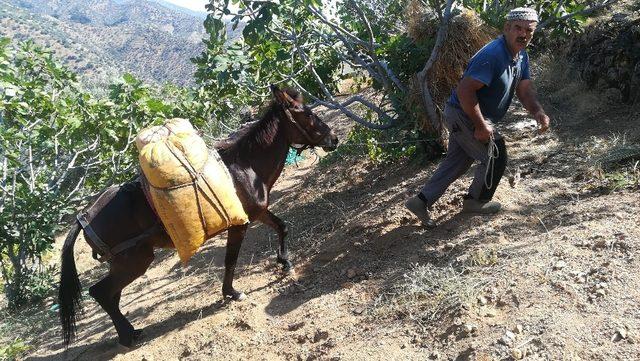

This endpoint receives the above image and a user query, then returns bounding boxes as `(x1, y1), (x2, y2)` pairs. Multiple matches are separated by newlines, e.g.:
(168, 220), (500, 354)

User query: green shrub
(0, 338), (30, 361)
(321, 124), (432, 166)
(18, 268), (56, 307)
(379, 34), (434, 86)
(1, 266), (57, 311)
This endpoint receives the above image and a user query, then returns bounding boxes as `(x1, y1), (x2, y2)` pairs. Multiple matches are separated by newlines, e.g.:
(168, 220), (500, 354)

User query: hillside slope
(5, 7), (640, 361)
(17, 77), (640, 360)
(0, 0), (206, 90)
(148, 0), (208, 19)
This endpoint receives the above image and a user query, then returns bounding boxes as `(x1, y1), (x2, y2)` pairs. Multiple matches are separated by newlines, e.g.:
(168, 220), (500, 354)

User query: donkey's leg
(89, 243), (154, 347)
(113, 292), (143, 341)
(222, 224), (248, 301)
(258, 210), (291, 271)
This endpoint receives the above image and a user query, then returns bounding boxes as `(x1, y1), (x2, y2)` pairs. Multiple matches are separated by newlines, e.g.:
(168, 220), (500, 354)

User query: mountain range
(0, 0), (210, 92)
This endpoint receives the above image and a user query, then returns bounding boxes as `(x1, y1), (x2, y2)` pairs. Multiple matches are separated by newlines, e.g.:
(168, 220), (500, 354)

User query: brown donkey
(58, 85), (338, 348)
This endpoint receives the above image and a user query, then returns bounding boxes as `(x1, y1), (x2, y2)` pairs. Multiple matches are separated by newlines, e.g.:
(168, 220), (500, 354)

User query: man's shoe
(462, 198), (501, 214)
(405, 196), (436, 229)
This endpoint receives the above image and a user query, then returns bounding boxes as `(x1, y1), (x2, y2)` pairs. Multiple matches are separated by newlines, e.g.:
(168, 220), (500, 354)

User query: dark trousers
(420, 103), (507, 206)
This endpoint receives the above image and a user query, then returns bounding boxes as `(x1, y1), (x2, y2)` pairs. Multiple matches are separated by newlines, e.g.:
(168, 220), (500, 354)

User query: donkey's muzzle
(321, 131), (339, 152)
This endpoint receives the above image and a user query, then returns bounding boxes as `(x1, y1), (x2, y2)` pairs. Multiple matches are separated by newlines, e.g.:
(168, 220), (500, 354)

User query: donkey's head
(270, 85), (338, 151)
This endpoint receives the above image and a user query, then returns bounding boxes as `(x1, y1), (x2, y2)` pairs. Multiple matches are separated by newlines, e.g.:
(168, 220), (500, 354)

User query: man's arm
(456, 76), (493, 142)
(516, 79), (550, 133)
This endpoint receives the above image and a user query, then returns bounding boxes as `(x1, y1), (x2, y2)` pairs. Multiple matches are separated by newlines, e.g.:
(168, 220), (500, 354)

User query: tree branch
(28, 145), (35, 192)
(379, 61), (407, 93)
(318, 2), (406, 94)
(306, 5), (375, 48)
(315, 97), (397, 129)
(416, 0), (454, 135)
(292, 76), (396, 129)
(348, 0), (392, 92)
(292, 30), (335, 101)
(49, 137), (99, 192)
(312, 18), (382, 79)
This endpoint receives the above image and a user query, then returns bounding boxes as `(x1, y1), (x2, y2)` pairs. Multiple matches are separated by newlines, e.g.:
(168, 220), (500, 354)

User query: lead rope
(485, 133), (499, 190)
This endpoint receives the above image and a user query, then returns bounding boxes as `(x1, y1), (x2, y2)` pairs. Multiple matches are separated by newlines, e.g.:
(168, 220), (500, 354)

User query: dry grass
(405, 0), (438, 43)
(406, 9), (497, 133)
(467, 247), (500, 267)
(534, 54), (611, 125)
(427, 11), (497, 110)
(578, 134), (640, 191)
(374, 264), (484, 327)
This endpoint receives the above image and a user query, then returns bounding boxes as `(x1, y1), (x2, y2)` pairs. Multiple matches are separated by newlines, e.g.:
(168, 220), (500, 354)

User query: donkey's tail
(58, 221), (82, 346)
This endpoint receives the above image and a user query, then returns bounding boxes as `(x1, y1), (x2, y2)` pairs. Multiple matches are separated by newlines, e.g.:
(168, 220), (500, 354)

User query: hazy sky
(162, 0), (209, 13)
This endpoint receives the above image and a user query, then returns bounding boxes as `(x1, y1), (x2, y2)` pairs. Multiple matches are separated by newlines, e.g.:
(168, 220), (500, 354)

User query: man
(406, 7), (550, 228)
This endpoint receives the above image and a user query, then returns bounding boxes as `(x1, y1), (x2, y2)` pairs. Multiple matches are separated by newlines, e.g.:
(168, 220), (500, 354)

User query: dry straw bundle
(406, 4), (497, 133)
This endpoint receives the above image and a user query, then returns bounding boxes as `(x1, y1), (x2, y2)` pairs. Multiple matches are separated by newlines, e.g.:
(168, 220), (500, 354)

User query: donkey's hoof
(278, 258), (293, 272)
(117, 343), (132, 353)
(118, 329), (143, 350)
(223, 289), (246, 301)
(231, 292), (247, 301)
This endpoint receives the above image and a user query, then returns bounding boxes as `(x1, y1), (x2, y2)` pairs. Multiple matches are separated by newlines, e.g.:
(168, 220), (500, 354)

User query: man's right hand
(474, 123), (494, 143)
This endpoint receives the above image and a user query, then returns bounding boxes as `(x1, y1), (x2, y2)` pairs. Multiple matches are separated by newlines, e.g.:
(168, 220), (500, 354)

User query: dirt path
(21, 93), (640, 361)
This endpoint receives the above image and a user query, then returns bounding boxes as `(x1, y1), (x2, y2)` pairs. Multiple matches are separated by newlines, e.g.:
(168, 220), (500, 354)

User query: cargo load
(136, 118), (248, 263)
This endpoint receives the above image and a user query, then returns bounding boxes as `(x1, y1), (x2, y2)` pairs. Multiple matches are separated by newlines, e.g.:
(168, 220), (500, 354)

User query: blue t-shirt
(449, 35), (530, 122)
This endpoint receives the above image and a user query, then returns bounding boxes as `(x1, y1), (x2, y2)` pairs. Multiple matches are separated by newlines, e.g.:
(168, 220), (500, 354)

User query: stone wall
(567, 15), (640, 103)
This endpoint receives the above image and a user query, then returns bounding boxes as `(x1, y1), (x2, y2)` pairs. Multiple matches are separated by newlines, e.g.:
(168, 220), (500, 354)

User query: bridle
(281, 104), (331, 156)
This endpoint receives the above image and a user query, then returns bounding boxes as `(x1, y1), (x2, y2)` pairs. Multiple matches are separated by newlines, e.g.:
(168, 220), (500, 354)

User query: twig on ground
(536, 216), (550, 237)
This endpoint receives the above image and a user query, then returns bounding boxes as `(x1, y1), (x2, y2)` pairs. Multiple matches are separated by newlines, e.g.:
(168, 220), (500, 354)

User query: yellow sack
(137, 118), (249, 264)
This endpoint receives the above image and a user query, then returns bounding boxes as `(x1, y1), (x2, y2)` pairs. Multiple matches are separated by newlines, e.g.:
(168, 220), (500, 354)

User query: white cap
(506, 7), (539, 22)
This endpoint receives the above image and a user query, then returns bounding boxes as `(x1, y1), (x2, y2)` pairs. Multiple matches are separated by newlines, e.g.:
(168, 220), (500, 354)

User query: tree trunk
(415, 0), (455, 141)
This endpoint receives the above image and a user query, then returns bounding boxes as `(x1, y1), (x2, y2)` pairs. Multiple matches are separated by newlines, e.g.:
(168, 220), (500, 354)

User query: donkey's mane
(214, 106), (280, 155)
(215, 88), (300, 155)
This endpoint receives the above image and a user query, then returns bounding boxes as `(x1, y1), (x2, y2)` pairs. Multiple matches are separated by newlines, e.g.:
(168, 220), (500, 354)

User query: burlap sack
(137, 118), (248, 263)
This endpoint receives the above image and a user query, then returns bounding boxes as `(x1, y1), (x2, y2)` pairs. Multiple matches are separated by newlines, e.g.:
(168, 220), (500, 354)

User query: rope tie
(160, 124), (233, 229)
(163, 141), (210, 233)
(485, 133), (499, 190)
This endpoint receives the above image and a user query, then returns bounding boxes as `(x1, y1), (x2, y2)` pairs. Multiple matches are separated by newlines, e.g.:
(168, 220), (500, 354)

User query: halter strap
(282, 107), (330, 146)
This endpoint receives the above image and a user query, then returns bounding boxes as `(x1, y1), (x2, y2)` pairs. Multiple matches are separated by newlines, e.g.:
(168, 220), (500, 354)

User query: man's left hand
(535, 111), (550, 134)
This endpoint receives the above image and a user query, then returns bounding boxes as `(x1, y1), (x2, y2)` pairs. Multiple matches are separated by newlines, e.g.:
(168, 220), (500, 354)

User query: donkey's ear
(270, 84), (293, 107)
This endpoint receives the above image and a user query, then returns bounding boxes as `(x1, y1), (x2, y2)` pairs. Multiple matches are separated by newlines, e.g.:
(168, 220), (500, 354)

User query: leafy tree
(192, 16), (254, 131)
(199, 0), (622, 138)
(0, 39), (227, 308)
(461, 0), (621, 35)
(0, 39), (95, 307)
(197, 0), (405, 129)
